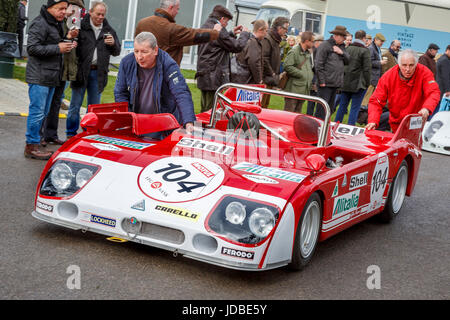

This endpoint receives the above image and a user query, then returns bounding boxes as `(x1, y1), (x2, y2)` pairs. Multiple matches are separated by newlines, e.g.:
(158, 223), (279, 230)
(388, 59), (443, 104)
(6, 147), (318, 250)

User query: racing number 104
(372, 167), (388, 194)
(154, 163), (206, 193)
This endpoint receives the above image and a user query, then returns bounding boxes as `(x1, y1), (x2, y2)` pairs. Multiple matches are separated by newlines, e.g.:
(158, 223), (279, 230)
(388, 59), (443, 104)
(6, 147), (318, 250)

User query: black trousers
(17, 26), (24, 57)
(41, 81), (66, 141)
(314, 86), (338, 120)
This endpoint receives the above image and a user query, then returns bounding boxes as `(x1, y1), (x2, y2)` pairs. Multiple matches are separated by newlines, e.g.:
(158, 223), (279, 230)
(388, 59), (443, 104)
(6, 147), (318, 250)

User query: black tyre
(289, 193), (322, 271)
(379, 160), (409, 223)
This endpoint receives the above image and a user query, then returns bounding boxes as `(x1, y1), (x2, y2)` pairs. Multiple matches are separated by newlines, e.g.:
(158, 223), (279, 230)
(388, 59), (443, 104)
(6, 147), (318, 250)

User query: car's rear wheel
(379, 160), (408, 223)
(289, 193), (322, 271)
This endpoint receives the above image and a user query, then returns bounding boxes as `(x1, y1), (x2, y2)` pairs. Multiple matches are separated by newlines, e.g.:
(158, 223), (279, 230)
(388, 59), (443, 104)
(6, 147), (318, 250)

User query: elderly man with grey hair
(366, 49), (441, 133)
(114, 31), (196, 136)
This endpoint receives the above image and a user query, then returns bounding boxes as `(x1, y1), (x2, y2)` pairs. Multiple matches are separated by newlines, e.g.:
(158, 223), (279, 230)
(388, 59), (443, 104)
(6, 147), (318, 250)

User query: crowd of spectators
(19, 0), (449, 160)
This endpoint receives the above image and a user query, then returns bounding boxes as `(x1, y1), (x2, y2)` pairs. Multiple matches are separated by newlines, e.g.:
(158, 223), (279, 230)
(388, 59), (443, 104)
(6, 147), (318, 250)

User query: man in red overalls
(366, 49), (441, 133)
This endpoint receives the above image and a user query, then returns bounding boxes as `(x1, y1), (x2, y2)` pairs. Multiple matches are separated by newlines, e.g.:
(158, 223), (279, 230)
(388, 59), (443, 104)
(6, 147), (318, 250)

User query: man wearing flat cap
(313, 25), (350, 119)
(196, 5), (250, 112)
(418, 43), (440, 77)
(24, 0), (76, 160)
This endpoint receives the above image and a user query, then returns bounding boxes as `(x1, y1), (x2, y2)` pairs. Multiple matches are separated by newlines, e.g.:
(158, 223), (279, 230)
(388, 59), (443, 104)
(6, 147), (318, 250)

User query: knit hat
(47, 0), (69, 8)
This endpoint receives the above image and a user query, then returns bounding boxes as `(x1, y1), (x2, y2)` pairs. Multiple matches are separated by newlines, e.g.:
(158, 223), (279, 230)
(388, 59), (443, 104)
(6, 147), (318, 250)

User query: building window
(305, 12), (321, 34)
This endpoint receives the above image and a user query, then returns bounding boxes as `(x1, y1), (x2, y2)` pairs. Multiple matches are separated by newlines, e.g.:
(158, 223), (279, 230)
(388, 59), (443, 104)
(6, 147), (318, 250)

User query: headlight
(76, 168), (94, 188)
(225, 201), (246, 225)
(50, 163), (73, 191)
(40, 160), (99, 197)
(207, 196), (279, 244)
(248, 208), (276, 238)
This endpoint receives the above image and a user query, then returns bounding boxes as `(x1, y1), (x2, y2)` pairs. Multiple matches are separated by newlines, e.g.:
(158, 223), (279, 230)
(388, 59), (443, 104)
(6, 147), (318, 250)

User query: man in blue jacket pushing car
(114, 31), (196, 138)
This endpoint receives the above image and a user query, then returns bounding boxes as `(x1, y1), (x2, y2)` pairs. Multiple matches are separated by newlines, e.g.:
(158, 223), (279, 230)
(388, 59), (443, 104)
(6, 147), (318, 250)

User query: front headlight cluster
(208, 196), (279, 244)
(40, 160), (99, 197)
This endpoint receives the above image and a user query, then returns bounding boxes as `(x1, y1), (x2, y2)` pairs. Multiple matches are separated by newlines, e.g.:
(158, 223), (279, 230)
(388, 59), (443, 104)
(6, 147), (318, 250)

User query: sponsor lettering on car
(176, 138), (235, 156)
(36, 201), (53, 213)
(221, 247), (255, 260)
(349, 172), (368, 190)
(333, 190), (360, 218)
(154, 204), (200, 221)
(232, 162), (306, 183)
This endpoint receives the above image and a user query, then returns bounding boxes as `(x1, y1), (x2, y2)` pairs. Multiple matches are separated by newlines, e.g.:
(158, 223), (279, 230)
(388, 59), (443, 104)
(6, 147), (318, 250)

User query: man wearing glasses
(382, 40), (401, 75)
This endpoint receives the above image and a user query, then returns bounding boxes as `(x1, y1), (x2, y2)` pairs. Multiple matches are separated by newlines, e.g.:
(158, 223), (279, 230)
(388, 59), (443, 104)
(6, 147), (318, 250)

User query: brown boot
(24, 144), (53, 160)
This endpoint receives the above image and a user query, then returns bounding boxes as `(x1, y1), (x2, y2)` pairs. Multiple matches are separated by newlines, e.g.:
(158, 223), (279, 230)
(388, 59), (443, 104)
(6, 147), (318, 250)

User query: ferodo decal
(221, 247), (255, 260)
(138, 157), (224, 202)
(36, 201), (53, 213)
(332, 190), (360, 218)
(154, 204), (200, 222)
(370, 153), (389, 210)
(232, 162), (306, 183)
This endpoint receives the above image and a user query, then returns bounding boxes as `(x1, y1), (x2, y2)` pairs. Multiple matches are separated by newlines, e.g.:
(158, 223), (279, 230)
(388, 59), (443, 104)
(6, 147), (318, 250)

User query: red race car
(32, 84), (423, 271)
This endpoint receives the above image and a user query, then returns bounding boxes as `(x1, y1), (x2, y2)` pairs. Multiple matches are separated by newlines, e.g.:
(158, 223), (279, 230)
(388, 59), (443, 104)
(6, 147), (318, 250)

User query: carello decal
(154, 205), (200, 222)
(332, 190), (360, 218)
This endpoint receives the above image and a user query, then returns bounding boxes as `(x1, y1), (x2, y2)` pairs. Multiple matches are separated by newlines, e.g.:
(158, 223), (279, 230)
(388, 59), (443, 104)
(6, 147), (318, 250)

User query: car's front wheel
(379, 160), (409, 223)
(289, 193), (322, 271)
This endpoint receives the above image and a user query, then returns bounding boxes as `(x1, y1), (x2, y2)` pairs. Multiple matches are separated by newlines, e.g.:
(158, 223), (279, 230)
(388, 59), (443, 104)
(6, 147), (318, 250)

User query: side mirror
(305, 154), (326, 173)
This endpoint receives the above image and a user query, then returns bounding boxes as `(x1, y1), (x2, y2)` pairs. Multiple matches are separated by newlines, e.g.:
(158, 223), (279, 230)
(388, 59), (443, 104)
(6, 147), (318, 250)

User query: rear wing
(389, 114), (424, 148)
(81, 102), (180, 136)
(363, 114), (424, 148)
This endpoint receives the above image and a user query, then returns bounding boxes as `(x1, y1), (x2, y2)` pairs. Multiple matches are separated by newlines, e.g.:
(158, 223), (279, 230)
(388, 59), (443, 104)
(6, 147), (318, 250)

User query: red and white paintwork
(32, 102), (423, 271)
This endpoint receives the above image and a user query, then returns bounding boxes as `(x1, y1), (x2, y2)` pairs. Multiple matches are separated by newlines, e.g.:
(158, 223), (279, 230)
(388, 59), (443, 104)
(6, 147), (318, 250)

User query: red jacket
(368, 63), (441, 132)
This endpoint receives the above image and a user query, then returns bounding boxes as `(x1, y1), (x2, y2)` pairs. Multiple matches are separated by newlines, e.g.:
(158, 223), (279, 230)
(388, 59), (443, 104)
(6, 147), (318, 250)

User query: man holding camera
(24, 0), (75, 160)
(66, 0), (120, 138)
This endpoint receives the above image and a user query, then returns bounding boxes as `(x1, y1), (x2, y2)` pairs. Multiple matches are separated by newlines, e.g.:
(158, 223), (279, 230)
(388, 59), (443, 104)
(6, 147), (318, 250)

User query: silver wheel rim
(392, 165), (408, 214)
(300, 201), (321, 258)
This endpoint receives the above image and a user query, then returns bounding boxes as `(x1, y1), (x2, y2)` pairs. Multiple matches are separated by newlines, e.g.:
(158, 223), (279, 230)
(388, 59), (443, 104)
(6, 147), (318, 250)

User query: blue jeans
(26, 84), (55, 144)
(66, 69), (101, 137)
(334, 89), (366, 125)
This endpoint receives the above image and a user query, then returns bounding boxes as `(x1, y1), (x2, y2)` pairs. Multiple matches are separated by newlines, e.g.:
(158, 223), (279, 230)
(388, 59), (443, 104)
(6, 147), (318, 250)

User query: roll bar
(208, 83), (331, 147)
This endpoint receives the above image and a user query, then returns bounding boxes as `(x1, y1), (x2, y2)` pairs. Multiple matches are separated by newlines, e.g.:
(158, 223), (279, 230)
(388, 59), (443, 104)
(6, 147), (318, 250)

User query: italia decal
(85, 135), (155, 150)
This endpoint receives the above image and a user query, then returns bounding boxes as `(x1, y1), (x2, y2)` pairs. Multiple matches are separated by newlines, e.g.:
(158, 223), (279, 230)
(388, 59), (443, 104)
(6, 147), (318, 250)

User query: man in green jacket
(334, 30), (371, 125)
(283, 31), (315, 113)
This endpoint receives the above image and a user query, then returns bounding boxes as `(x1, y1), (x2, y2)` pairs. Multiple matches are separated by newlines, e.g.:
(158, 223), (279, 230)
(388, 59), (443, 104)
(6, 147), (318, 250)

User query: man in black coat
(24, 0), (75, 160)
(196, 5), (250, 112)
(66, 0), (120, 138)
(314, 25), (350, 119)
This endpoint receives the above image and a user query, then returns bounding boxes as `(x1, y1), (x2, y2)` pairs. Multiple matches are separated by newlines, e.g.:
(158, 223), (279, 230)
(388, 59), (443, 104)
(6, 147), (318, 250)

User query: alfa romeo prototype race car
(32, 84), (424, 271)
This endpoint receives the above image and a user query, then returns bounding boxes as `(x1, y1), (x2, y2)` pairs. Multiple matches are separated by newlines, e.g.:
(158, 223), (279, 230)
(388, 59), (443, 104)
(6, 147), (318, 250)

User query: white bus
(255, 0), (450, 52)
